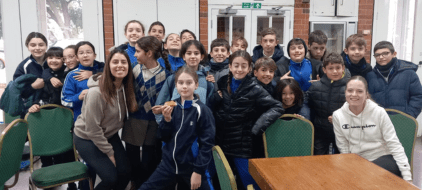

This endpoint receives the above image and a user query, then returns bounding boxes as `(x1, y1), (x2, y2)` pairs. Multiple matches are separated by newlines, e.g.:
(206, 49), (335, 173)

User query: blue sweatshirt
(158, 54), (185, 72)
(61, 61), (104, 121)
(158, 97), (215, 175)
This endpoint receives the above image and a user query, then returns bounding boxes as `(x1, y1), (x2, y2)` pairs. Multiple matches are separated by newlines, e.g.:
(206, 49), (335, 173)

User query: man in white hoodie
(333, 76), (412, 182)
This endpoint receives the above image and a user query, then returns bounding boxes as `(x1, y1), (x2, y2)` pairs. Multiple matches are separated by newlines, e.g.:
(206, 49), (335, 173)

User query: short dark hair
(308, 30), (328, 45)
(287, 38), (308, 57)
(323, 52), (344, 67)
(180, 29), (197, 40)
(180, 40), (207, 63)
(275, 79), (304, 107)
(25, 32), (48, 47)
(75, 41), (96, 55)
(260, 28), (277, 38)
(345, 34), (367, 49)
(254, 57), (277, 71)
(65, 45), (76, 52)
(210, 38), (230, 53)
(45, 47), (63, 58)
(231, 35), (248, 49)
(374, 41), (395, 53)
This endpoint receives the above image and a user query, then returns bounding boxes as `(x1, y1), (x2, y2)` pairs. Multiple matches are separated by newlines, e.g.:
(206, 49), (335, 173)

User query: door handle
(332, 0), (334, 6)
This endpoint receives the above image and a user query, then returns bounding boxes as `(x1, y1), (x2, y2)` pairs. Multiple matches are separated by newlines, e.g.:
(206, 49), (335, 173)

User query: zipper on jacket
(173, 108), (184, 174)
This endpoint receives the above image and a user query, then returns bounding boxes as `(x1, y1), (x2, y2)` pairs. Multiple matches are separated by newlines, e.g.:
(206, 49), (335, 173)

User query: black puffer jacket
(308, 69), (351, 138)
(273, 57), (324, 83)
(212, 74), (284, 158)
(341, 51), (372, 78)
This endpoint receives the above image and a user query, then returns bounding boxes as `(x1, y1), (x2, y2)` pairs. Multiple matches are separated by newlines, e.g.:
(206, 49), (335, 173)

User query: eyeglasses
(63, 55), (76, 61)
(373, 52), (390, 58)
(78, 51), (94, 56)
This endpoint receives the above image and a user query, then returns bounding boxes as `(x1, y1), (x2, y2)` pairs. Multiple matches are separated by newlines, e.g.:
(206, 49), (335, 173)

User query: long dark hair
(227, 50), (252, 94)
(97, 48), (137, 113)
(148, 21), (165, 36)
(275, 79), (304, 107)
(136, 36), (171, 71)
(25, 32), (48, 62)
(179, 40), (207, 67)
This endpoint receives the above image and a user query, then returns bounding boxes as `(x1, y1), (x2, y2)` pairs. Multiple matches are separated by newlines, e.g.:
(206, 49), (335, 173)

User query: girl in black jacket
(212, 50), (284, 190)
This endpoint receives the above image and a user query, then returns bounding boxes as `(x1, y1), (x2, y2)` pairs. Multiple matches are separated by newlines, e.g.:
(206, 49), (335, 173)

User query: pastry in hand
(164, 101), (177, 107)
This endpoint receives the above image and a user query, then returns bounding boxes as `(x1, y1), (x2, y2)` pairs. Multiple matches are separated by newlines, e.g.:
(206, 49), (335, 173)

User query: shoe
(67, 182), (77, 190)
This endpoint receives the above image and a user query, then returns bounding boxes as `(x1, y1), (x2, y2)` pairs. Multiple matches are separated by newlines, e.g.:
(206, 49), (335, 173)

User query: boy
(366, 41), (422, 118)
(252, 28), (284, 63)
(206, 38), (231, 88)
(308, 52), (351, 155)
(254, 57), (277, 95)
(231, 35), (248, 53)
(307, 30), (327, 61)
(341, 34), (372, 78)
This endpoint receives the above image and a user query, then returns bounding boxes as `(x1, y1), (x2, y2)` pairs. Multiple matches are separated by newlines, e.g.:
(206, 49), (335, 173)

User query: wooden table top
(249, 154), (419, 190)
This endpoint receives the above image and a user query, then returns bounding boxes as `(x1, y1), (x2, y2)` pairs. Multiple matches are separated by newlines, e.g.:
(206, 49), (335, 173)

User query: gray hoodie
(74, 76), (128, 157)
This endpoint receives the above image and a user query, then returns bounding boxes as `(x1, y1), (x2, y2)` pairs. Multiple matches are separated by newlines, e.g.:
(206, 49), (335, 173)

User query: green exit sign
(242, 2), (261, 9)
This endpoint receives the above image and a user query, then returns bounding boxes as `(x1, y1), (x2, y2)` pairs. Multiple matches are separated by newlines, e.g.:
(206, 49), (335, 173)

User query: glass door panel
(256, 17), (269, 44)
(272, 17), (284, 45)
(312, 22), (346, 54)
(217, 16), (230, 41)
(232, 17), (245, 39)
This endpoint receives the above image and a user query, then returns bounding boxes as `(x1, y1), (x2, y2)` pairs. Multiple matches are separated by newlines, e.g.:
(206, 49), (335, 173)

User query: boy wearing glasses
(341, 34), (372, 78)
(367, 41), (422, 118)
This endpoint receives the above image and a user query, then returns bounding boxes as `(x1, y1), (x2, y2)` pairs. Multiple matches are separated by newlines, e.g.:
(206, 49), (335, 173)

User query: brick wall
(358, 0), (374, 63)
(293, 0), (310, 44)
(103, 0), (114, 59)
(199, 0), (208, 52)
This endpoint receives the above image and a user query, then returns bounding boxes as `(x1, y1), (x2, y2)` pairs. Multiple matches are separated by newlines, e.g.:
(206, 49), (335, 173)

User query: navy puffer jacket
(366, 58), (422, 118)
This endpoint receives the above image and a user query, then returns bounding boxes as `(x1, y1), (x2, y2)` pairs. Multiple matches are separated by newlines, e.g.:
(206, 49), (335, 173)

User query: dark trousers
(139, 163), (210, 190)
(314, 135), (339, 155)
(74, 133), (131, 190)
(372, 154), (402, 178)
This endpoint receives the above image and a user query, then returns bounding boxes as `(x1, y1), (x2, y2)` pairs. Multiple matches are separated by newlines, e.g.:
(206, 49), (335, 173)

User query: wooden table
(249, 154), (418, 190)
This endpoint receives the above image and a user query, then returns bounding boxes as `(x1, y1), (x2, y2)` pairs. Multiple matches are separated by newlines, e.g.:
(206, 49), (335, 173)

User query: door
(211, 8), (292, 55)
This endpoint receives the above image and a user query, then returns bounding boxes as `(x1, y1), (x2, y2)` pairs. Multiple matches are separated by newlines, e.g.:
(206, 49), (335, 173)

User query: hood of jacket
(252, 44), (284, 62)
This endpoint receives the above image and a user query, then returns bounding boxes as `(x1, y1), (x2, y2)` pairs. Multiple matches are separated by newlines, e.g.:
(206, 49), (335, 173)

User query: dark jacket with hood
(341, 51), (372, 78)
(252, 44), (284, 63)
(212, 74), (284, 158)
(366, 58), (422, 118)
(308, 69), (351, 138)
(158, 96), (215, 176)
(207, 56), (230, 91)
(13, 55), (48, 99)
(36, 65), (67, 105)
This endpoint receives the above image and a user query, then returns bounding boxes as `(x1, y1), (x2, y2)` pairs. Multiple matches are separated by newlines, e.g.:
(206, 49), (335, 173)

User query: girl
(158, 33), (184, 72)
(333, 76), (412, 183)
(61, 41), (105, 121)
(63, 45), (78, 72)
(275, 79), (306, 117)
(154, 40), (213, 123)
(121, 36), (171, 189)
(117, 20), (145, 66)
(73, 48), (137, 190)
(180, 29), (196, 44)
(148, 21), (165, 42)
(212, 50), (283, 190)
(13, 32), (48, 110)
(140, 67), (215, 190)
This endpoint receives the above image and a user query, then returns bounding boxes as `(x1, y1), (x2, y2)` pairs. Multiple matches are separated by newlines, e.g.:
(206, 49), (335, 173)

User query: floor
(2, 125), (422, 189)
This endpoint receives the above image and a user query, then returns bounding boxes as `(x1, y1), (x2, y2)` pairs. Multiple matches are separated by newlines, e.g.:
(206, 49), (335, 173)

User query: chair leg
(4, 173), (19, 189)
(29, 177), (36, 190)
(89, 177), (94, 190)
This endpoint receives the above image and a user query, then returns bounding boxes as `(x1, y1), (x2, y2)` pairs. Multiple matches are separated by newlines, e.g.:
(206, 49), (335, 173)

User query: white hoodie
(333, 99), (411, 180)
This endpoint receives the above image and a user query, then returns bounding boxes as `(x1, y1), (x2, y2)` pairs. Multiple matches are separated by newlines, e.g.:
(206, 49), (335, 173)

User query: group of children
(11, 18), (422, 190)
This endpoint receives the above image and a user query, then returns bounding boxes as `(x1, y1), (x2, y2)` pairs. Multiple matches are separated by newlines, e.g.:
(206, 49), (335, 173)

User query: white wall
(209, 0), (294, 6)
(413, 0), (422, 136)
(83, 0), (105, 62)
(113, 0), (199, 46)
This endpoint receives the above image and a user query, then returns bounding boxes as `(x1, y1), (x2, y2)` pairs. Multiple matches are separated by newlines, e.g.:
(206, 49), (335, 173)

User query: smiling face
(164, 34), (181, 51)
(260, 34), (278, 56)
(374, 48), (397, 66)
(149, 25), (165, 42)
(76, 44), (96, 67)
(109, 53), (129, 79)
(231, 40), (247, 53)
(323, 62), (345, 81)
(27, 38), (47, 60)
(254, 66), (274, 85)
(309, 42), (326, 60)
(346, 80), (368, 108)
(183, 45), (204, 70)
(63, 48), (78, 70)
(210, 46), (230, 63)
(125, 22), (144, 46)
(181, 32), (195, 44)
(289, 43), (306, 63)
(281, 85), (295, 108)
(176, 72), (198, 101)
(344, 42), (366, 64)
(229, 57), (250, 80)
(47, 56), (64, 71)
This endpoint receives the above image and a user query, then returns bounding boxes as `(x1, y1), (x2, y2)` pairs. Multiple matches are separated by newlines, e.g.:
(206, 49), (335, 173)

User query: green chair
(3, 112), (20, 125)
(213, 145), (238, 190)
(263, 114), (314, 158)
(385, 109), (418, 174)
(0, 119), (28, 190)
(25, 104), (93, 190)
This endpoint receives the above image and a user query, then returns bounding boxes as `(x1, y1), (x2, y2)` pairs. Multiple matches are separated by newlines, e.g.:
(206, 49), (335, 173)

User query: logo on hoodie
(342, 124), (376, 130)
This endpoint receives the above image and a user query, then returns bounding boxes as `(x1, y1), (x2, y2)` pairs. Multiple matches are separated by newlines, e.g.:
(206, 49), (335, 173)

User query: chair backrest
(385, 109), (418, 173)
(0, 119), (28, 186)
(4, 112), (20, 124)
(263, 114), (314, 158)
(25, 104), (74, 157)
(212, 146), (237, 190)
